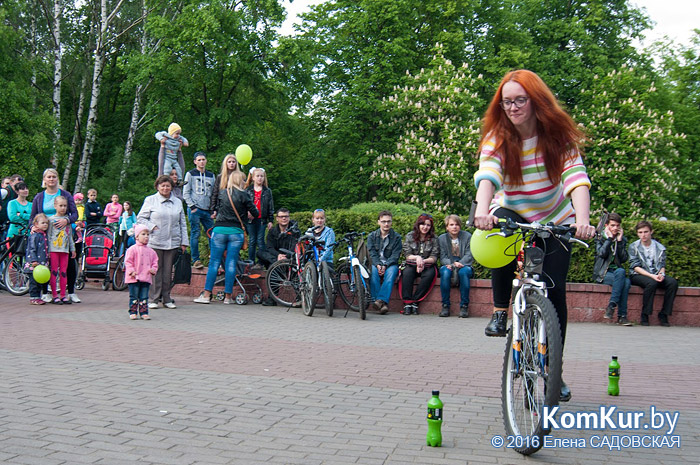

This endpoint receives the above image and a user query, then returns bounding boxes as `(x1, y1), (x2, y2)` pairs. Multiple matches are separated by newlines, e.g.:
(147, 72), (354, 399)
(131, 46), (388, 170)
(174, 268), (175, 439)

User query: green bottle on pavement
(426, 390), (443, 447)
(608, 356), (620, 396)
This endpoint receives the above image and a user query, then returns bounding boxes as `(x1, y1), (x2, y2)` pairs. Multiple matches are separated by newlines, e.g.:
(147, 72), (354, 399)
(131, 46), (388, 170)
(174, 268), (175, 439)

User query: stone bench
(172, 268), (700, 327)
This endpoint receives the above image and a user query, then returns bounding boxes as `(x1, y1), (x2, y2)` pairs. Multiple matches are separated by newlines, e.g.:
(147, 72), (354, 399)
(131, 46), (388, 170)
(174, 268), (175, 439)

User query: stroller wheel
(76, 275), (85, 291)
(101, 281), (110, 291)
(215, 291), (225, 301)
(235, 293), (248, 305)
(252, 291), (263, 304)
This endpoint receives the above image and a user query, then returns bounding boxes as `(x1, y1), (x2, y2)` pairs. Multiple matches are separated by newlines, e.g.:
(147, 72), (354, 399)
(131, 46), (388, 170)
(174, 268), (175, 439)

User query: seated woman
(305, 209), (335, 266)
(401, 213), (438, 315)
(194, 171), (258, 304)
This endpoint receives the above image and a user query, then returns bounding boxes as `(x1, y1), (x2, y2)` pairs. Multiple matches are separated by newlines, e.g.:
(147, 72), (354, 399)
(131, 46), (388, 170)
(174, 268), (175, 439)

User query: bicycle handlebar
(487, 217), (589, 248)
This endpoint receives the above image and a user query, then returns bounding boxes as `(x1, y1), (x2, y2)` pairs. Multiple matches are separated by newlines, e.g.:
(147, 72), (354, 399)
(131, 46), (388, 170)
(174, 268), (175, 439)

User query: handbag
(172, 249), (192, 285)
(226, 188), (249, 250)
(13, 234), (28, 256)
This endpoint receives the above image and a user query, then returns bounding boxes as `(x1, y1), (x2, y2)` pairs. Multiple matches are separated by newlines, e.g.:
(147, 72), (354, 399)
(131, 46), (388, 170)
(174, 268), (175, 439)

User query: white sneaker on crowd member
(164, 302), (176, 309)
(148, 302), (159, 309)
(41, 294), (52, 303)
(68, 293), (81, 303)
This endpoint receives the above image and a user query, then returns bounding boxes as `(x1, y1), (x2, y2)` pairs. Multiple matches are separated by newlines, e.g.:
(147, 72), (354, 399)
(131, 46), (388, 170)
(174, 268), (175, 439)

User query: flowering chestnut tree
(369, 45), (485, 214)
(575, 65), (683, 219)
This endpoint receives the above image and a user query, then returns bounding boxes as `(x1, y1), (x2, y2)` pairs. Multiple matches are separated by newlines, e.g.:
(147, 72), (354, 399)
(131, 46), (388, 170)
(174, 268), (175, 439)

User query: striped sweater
(473, 136), (591, 225)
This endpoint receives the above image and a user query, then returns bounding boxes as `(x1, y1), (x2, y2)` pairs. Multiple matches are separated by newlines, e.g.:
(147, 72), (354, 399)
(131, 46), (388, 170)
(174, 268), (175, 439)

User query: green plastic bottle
(608, 356), (620, 396)
(426, 390), (443, 447)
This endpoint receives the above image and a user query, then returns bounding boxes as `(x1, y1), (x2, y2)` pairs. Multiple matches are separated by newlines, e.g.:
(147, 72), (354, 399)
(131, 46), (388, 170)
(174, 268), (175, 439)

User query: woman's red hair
(479, 70), (584, 185)
(412, 214), (435, 241)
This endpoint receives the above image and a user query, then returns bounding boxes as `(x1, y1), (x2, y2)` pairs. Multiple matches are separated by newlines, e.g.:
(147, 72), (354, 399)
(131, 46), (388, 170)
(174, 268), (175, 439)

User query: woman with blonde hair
(30, 168), (81, 303)
(210, 154), (242, 218)
(195, 170), (258, 304)
(244, 167), (274, 268)
(472, 69), (596, 402)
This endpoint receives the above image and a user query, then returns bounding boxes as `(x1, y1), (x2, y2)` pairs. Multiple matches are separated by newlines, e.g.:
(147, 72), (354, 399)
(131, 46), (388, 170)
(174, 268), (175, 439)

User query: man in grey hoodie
(183, 152), (216, 268)
(628, 220), (678, 326)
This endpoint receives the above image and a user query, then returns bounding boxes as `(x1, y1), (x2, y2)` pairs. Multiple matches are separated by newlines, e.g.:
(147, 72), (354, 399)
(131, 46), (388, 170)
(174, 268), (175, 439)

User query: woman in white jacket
(137, 175), (188, 309)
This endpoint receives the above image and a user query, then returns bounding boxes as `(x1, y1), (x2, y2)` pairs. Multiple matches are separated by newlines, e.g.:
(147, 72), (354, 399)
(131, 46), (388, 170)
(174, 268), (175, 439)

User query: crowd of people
(0, 69), (679, 344)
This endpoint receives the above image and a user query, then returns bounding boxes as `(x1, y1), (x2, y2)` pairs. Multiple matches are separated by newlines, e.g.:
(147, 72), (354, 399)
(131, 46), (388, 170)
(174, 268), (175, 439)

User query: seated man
(437, 214), (473, 318)
(367, 210), (402, 315)
(628, 221), (678, 327)
(258, 208), (300, 306)
(592, 213), (632, 326)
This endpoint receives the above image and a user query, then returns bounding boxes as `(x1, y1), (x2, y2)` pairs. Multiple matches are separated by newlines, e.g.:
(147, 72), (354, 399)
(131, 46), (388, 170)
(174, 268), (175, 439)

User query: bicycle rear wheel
(321, 261), (334, 317)
(112, 255), (127, 291)
(300, 261), (318, 317)
(353, 264), (368, 320)
(501, 293), (562, 455)
(4, 254), (29, 296)
(266, 259), (299, 306)
(336, 262), (359, 311)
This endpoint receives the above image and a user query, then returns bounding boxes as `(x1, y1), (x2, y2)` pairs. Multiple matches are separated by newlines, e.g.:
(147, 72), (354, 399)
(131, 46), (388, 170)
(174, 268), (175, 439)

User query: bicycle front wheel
(112, 255), (128, 291)
(353, 264), (368, 320)
(321, 261), (334, 317)
(300, 261), (318, 317)
(336, 262), (358, 311)
(266, 259), (299, 307)
(4, 254), (29, 296)
(501, 293), (562, 455)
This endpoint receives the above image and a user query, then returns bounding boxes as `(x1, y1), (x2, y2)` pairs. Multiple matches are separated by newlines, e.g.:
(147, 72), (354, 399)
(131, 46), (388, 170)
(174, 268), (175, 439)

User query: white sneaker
(41, 294), (52, 303)
(193, 293), (211, 304)
(164, 302), (177, 309)
(148, 302), (159, 309)
(68, 293), (81, 303)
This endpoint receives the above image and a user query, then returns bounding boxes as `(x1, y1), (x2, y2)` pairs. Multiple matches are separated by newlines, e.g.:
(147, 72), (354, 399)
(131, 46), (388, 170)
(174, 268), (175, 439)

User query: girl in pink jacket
(125, 225), (159, 320)
(103, 194), (123, 235)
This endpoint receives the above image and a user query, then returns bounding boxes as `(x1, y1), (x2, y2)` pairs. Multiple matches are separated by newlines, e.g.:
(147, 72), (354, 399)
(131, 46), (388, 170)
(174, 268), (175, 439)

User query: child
(124, 225), (159, 320)
(25, 213), (50, 305)
(155, 123), (188, 179)
(73, 193), (85, 222)
(84, 189), (103, 226)
(48, 196), (76, 304)
(118, 201), (137, 254)
(305, 209), (335, 265)
(103, 194), (123, 234)
(245, 167), (275, 267)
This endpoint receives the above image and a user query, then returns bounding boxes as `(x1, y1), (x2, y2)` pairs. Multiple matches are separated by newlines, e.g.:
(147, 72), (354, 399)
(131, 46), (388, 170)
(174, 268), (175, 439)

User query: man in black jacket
(367, 210), (402, 314)
(259, 208), (300, 306)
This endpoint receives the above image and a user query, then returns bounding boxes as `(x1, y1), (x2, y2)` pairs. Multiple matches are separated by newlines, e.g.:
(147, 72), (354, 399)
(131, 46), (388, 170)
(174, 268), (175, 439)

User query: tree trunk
(119, 84), (144, 190)
(50, 0), (63, 167)
(62, 74), (88, 190)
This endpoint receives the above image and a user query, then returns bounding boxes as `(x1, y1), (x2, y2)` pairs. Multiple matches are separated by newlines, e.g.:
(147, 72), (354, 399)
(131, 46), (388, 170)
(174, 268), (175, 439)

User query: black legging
(401, 264), (437, 303)
(66, 242), (82, 294)
(491, 208), (572, 346)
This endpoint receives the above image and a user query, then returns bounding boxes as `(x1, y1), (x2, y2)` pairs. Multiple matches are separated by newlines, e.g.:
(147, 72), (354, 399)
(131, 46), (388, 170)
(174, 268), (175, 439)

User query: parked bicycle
(473, 211), (588, 455)
(334, 232), (371, 320)
(0, 223), (31, 296)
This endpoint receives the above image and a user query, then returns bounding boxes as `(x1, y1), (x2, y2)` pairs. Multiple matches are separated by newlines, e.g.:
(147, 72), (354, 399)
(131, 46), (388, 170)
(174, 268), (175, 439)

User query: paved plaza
(0, 287), (698, 464)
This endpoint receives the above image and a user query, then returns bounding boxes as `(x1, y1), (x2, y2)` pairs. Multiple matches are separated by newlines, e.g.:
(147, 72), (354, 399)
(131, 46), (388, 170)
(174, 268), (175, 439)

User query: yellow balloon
(235, 144), (253, 165)
(33, 264), (51, 284)
(470, 228), (523, 269)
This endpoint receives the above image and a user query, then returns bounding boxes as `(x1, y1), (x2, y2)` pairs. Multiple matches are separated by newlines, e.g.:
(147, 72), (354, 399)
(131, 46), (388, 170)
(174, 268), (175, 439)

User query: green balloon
(33, 264), (51, 284)
(235, 144), (253, 165)
(470, 228), (523, 269)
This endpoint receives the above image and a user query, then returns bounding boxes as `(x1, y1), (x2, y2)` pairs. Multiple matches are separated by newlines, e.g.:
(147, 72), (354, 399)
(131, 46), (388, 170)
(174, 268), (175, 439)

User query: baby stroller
(213, 259), (264, 304)
(75, 224), (115, 291)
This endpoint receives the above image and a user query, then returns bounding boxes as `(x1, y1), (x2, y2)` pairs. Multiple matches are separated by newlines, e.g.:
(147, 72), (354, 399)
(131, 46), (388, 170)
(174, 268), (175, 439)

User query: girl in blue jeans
(194, 171), (258, 304)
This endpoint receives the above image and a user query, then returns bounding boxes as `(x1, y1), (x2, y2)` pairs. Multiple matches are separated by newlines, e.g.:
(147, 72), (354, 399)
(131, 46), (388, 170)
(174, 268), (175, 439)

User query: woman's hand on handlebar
(572, 222), (596, 240)
(473, 209), (499, 231)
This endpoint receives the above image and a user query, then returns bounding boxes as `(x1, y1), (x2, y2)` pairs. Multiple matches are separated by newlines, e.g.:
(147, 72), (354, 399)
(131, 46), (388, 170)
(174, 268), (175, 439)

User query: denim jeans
(439, 265), (473, 307)
(246, 218), (266, 265)
(129, 282), (150, 305)
(188, 207), (214, 262)
(370, 264), (398, 304)
(204, 231), (244, 294)
(602, 268), (631, 317)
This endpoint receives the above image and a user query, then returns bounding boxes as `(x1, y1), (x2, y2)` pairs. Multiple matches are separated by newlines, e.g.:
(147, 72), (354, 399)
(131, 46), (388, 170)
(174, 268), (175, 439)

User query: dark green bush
(290, 210), (700, 287)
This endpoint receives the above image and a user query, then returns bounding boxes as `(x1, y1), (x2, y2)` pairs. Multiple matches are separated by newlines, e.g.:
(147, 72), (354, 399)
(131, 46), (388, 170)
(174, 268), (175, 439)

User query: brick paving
(0, 287), (698, 464)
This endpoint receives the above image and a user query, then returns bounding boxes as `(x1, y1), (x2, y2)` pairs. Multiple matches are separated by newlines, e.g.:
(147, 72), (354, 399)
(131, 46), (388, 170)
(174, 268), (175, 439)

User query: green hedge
(291, 210), (700, 287)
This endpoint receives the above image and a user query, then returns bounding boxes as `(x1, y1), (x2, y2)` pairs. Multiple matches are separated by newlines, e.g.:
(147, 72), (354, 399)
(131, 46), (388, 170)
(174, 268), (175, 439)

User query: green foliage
(575, 66), (682, 219)
(370, 45), (484, 215)
(349, 201), (423, 217)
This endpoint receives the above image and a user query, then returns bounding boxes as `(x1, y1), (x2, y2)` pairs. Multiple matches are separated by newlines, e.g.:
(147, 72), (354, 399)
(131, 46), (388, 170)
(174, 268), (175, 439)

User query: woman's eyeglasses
(500, 96), (529, 110)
